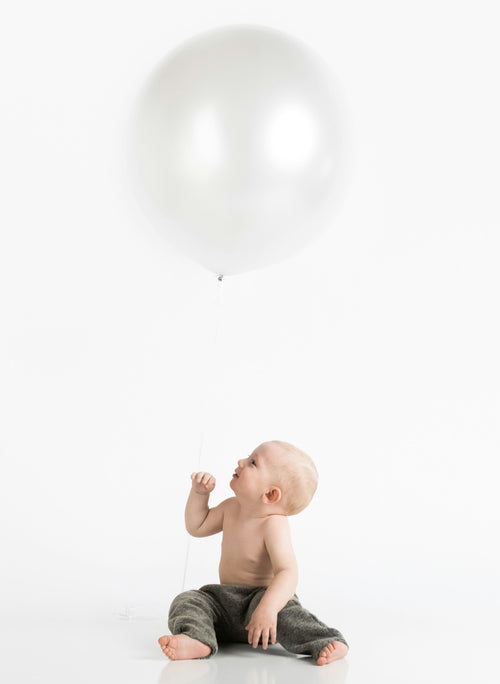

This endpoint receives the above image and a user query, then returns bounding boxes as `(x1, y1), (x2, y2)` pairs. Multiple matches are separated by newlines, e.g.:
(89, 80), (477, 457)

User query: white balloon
(130, 25), (345, 276)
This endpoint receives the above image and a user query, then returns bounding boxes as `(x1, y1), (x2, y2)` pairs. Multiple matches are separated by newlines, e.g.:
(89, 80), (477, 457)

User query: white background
(1, 0), (499, 668)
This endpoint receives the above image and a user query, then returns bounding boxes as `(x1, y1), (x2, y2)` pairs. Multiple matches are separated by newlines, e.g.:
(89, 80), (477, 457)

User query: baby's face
(230, 442), (285, 503)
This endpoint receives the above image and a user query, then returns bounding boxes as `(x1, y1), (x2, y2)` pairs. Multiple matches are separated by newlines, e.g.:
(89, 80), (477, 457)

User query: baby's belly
(218, 558), (274, 587)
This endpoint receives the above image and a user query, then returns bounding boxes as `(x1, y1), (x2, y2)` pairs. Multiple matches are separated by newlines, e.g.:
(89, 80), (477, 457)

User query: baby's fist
(191, 472), (216, 494)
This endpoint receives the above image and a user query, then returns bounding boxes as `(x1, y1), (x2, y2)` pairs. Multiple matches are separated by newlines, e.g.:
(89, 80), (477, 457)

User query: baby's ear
(263, 487), (282, 504)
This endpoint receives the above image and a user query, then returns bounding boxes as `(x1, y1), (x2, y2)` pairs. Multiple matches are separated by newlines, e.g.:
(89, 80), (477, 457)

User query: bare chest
(219, 513), (273, 584)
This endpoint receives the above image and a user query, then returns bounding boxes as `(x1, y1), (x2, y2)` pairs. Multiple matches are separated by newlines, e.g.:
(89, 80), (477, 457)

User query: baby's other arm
(246, 515), (299, 649)
(185, 472), (227, 537)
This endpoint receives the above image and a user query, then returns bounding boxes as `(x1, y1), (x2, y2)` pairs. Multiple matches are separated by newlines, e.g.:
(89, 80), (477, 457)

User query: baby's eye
(250, 459), (256, 466)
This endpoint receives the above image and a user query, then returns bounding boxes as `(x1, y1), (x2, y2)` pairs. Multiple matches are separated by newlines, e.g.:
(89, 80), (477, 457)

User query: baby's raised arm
(185, 472), (226, 537)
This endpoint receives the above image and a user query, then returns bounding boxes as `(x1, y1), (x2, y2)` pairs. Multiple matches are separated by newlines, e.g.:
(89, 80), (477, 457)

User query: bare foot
(317, 641), (349, 665)
(158, 634), (211, 660)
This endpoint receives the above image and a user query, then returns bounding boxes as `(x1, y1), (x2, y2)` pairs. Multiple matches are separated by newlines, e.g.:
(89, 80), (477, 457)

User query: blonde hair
(268, 440), (318, 516)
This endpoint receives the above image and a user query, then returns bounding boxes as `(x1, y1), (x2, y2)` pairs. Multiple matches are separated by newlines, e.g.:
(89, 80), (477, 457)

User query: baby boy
(158, 440), (348, 666)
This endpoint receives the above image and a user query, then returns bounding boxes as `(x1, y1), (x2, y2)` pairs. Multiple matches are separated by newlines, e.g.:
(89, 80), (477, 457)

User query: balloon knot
(217, 274), (224, 282)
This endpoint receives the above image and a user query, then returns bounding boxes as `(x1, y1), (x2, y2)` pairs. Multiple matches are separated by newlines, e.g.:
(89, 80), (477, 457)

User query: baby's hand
(245, 605), (278, 650)
(191, 472), (216, 495)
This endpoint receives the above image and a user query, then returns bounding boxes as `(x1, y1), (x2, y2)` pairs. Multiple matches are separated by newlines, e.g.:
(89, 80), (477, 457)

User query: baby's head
(266, 441), (318, 515)
(251, 440), (318, 515)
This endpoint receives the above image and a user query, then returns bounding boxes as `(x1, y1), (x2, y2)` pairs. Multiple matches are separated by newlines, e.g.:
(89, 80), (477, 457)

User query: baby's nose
(237, 458), (244, 468)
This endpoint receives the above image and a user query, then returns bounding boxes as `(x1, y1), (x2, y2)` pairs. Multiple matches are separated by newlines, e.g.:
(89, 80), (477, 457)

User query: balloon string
(181, 274), (225, 592)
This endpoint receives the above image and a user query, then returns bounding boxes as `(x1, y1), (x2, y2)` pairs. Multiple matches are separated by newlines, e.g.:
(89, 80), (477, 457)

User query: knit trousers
(168, 584), (348, 660)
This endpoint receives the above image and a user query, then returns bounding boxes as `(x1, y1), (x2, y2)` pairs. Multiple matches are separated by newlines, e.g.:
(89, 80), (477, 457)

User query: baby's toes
(317, 641), (348, 665)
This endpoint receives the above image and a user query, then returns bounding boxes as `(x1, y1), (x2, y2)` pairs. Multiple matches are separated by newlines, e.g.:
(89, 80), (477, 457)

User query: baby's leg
(275, 596), (349, 665)
(159, 589), (220, 659)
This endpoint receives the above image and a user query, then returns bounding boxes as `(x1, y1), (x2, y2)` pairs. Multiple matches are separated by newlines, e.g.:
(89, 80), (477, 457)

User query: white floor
(2, 607), (498, 684)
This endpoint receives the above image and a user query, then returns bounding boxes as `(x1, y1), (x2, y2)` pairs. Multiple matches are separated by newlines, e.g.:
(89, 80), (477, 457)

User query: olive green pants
(168, 584), (348, 660)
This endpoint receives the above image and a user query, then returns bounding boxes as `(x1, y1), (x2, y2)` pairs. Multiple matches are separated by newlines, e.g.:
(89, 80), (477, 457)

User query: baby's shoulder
(221, 496), (238, 508)
(220, 496), (239, 518)
(263, 513), (290, 533)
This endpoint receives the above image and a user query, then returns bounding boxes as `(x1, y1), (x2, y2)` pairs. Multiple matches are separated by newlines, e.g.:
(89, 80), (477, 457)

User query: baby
(158, 440), (348, 666)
